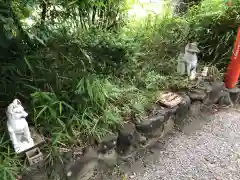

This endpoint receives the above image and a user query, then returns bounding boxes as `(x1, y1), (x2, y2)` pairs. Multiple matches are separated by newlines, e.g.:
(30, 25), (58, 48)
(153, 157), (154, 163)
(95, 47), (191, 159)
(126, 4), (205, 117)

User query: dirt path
(93, 109), (240, 180)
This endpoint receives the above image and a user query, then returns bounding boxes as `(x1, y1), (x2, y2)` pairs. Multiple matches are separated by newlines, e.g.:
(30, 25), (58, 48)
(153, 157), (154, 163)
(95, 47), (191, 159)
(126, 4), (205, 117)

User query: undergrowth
(1, 0), (240, 178)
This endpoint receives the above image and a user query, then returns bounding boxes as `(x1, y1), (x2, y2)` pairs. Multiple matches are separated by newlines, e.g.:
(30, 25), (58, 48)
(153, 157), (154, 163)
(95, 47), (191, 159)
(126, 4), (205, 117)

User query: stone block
(175, 93), (191, 124)
(148, 104), (178, 120)
(151, 124), (165, 138)
(227, 87), (240, 103)
(98, 135), (117, 154)
(189, 101), (202, 117)
(139, 135), (147, 144)
(198, 81), (212, 93)
(218, 91), (233, 106)
(97, 135), (118, 167)
(135, 115), (165, 138)
(164, 118), (175, 135)
(188, 89), (207, 101)
(98, 149), (117, 167)
(21, 168), (48, 180)
(116, 123), (140, 156)
(68, 159), (97, 180)
(65, 147), (98, 180)
(203, 81), (225, 105)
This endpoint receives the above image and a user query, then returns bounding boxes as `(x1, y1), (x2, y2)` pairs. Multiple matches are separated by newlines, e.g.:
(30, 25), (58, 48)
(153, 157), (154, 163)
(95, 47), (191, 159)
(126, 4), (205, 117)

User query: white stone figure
(177, 52), (185, 75)
(6, 99), (34, 153)
(201, 66), (209, 77)
(184, 42), (200, 80)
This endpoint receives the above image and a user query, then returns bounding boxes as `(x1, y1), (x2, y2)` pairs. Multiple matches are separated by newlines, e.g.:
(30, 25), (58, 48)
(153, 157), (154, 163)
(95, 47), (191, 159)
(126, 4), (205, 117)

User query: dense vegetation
(0, 0), (240, 178)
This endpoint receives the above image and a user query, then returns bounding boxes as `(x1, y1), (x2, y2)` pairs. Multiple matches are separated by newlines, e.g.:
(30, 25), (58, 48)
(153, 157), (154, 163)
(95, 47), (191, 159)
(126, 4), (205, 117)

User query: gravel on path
(130, 110), (240, 180)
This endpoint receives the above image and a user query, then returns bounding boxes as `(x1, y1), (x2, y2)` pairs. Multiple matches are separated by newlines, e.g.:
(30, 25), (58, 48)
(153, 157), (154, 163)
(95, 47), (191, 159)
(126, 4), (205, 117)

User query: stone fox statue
(6, 99), (34, 153)
(177, 42), (200, 80)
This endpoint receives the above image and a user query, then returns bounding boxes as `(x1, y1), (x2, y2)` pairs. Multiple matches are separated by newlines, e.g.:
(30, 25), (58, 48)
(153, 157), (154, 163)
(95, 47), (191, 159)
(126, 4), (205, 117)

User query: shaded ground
(92, 109), (240, 180)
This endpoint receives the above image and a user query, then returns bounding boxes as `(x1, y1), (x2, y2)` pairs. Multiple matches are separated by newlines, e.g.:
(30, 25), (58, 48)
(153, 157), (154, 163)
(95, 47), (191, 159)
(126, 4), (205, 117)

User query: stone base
(65, 147), (98, 180)
(25, 147), (44, 166)
(16, 127), (45, 155)
(30, 127), (45, 147)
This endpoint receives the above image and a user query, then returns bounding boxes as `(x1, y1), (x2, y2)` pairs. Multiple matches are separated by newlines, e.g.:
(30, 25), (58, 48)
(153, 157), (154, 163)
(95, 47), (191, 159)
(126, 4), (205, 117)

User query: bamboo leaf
(57, 117), (66, 129)
(67, 0), (78, 7)
(48, 107), (57, 118)
(24, 56), (33, 73)
(59, 101), (62, 115)
(36, 106), (48, 120)
(62, 101), (75, 111)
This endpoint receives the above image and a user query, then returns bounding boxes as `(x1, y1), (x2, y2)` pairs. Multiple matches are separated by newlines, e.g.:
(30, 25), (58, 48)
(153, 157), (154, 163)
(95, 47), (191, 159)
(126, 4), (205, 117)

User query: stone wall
(65, 80), (240, 180)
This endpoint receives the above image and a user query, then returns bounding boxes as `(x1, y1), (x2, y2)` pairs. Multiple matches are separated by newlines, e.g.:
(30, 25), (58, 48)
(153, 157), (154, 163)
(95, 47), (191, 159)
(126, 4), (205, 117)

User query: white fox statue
(177, 42), (200, 80)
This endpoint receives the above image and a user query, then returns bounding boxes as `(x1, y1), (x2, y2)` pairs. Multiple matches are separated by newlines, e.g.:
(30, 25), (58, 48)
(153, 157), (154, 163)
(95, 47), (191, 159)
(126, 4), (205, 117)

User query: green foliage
(1, 0), (240, 178)
(0, 2), (16, 47)
(29, 77), (123, 143)
(0, 132), (22, 180)
(186, 0), (240, 67)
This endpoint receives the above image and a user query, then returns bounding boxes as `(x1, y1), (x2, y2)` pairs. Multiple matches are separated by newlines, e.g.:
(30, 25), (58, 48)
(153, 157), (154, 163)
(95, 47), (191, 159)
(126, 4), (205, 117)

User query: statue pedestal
(12, 127), (45, 154)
